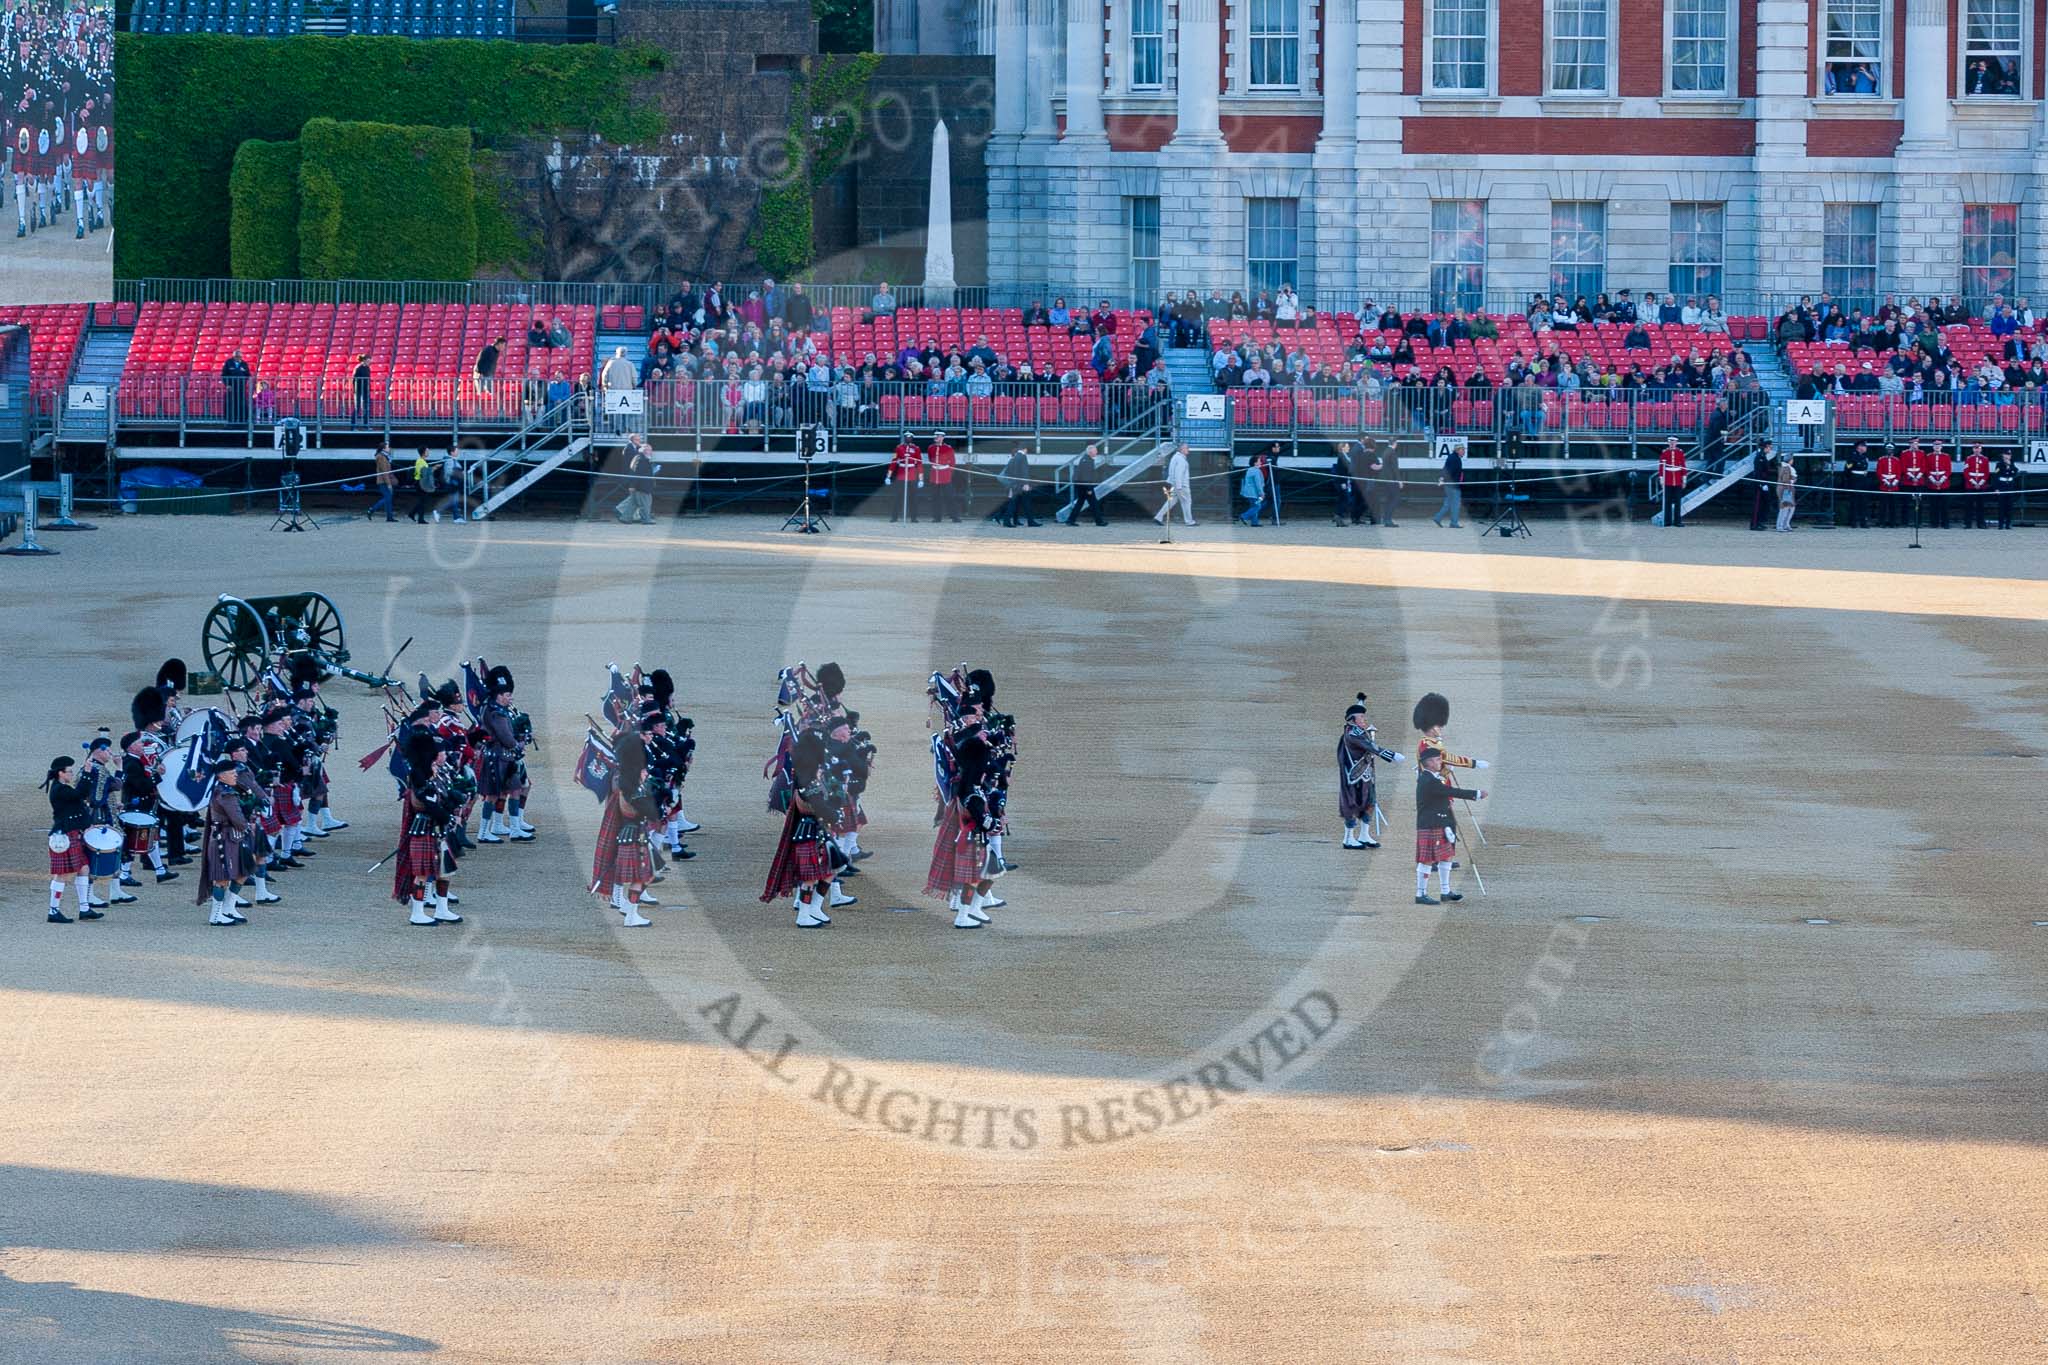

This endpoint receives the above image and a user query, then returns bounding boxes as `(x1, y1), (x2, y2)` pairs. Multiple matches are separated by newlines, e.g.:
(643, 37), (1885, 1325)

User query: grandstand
(128, 0), (514, 37)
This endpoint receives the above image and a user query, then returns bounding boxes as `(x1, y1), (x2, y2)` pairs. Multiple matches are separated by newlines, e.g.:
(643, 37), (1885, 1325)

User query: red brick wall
(1738, 0), (1758, 96)
(1222, 114), (1323, 151)
(1403, 0), (1423, 92)
(1891, 0), (1906, 96)
(1807, 0), (1818, 96)
(1106, 114), (1176, 150)
(1619, 0), (1664, 95)
(1499, 0), (1544, 94)
(2038, 0), (2046, 98)
(1403, 116), (1756, 154)
(1806, 119), (1905, 155)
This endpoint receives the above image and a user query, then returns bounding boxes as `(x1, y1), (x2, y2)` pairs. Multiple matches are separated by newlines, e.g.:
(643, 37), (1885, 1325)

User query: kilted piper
(41, 756), (99, 923)
(925, 733), (1000, 929)
(198, 758), (252, 927)
(1414, 746), (1486, 905)
(1337, 693), (1403, 849)
(593, 729), (658, 928)
(761, 731), (840, 928)
(393, 731), (463, 927)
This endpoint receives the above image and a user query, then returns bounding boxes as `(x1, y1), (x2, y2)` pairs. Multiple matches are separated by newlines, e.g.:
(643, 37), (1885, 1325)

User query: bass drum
(176, 707), (233, 754)
(155, 735), (216, 814)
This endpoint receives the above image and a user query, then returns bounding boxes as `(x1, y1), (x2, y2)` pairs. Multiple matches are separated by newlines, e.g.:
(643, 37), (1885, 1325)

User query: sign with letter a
(1786, 398), (1828, 426)
(1433, 435), (1468, 463)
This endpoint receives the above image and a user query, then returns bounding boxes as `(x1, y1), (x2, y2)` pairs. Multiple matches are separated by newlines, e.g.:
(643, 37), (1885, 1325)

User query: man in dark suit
(1068, 444), (1108, 526)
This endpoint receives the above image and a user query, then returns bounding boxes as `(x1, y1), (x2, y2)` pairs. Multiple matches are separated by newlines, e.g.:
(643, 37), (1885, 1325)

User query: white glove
(917, 478), (924, 488)
(1390, 751), (1405, 764)
(1475, 790), (1488, 800)
(1474, 758), (1490, 770)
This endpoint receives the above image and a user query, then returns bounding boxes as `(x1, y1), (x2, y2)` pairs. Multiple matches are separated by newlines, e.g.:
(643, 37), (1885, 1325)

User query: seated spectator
(1089, 300), (1118, 335)
(1046, 296), (1072, 328)
(526, 315), (548, 349)
(1623, 321), (1652, 351)
(1613, 289), (1639, 323)
(548, 315), (573, 349)
(1680, 296), (1703, 326)
(1591, 292), (1617, 322)
(1697, 297), (1728, 333)
(1022, 299), (1049, 327)
(1273, 284), (1301, 327)
(1468, 312), (1499, 341)
(1988, 305), (2018, 338)
(1658, 293), (1683, 324)
(1550, 296), (1579, 332)
(1202, 290), (1231, 320)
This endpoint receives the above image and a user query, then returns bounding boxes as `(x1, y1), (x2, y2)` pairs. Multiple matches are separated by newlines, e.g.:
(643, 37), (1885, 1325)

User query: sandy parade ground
(0, 500), (2044, 1363)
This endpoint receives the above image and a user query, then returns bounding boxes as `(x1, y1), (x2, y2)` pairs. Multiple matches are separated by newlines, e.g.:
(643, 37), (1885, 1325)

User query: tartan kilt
(270, 782), (303, 826)
(926, 806), (987, 897)
(1415, 828), (1456, 865)
(390, 830), (442, 902)
(123, 821), (155, 856)
(48, 831), (87, 876)
(760, 808), (830, 902)
(591, 800), (653, 892)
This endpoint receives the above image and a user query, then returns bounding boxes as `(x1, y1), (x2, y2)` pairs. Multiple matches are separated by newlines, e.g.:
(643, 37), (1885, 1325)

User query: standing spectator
(1331, 440), (1361, 525)
(600, 347), (636, 393)
(1238, 452), (1268, 527)
(1432, 441), (1464, 527)
(998, 446), (1040, 527)
(1156, 441), (1196, 526)
(368, 444), (397, 522)
(1774, 453), (1798, 531)
(473, 336), (503, 397)
(352, 352), (373, 426)
(1367, 441), (1400, 526)
(1750, 439), (1778, 530)
(220, 350), (251, 425)
(784, 283), (814, 333)
(1068, 444), (1108, 526)
(869, 282), (897, 320)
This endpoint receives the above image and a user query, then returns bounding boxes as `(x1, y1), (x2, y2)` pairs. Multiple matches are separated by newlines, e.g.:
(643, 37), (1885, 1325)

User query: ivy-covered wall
(297, 119), (477, 281)
(115, 32), (665, 279)
(748, 52), (881, 278)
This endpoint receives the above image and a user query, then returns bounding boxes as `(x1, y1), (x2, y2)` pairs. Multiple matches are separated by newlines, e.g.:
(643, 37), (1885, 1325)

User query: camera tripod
(272, 470), (316, 533)
(1482, 461), (1531, 538)
(781, 471), (830, 534)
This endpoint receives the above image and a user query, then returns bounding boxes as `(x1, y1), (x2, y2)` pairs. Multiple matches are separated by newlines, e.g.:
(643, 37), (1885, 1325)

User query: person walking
(432, 447), (466, 524)
(1433, 442), (1463, 527)
(368, 444), (397, 522)
(407, 447), (436, 524)
(1155, 441), (1196, 526)
(614, 435), (655, 524)
(472, 336), (503, 398)
(1238, 452), (1268, 527)
(352, 353), (374, 426)
(1775, 453), (1798, 531)
(1367, 441), (1399, 526)
(998, 446), (1041, 526)
(1068, 444), (1108, 526)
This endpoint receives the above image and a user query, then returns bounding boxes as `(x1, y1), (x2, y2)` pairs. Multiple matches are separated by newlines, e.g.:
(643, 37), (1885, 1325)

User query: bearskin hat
(156, 658), (188, 692)
(486, 664), (515, 696)
(1412, 692), (1450, 732)
(815, 661), (845, 697)
(1345, 692), (1369, 721)
(954, 734), (991, 785)
(966, 668), (996, 705)
(131, 686), (167, 730)
(291, 653), (325, 689)
(650, 668), (675, 703)
(433, 680), (461, 707)
(403, 729), (441, 778)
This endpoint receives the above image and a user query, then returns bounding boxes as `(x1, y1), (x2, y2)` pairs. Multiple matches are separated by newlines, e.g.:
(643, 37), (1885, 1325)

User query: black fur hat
(433, 680), (461, 707)
(131, 686), (167, 730)
(615, 730), (647, 783)
(156, 658), (188, 692)
(966, 668), (996, 705)
(650, 668), (675, 703)
(815, 662), (845, 697)
(291, 653), (325, 689)
(1345, 692), (1369, 721)
(487, 664), (515, 696)
(260, 706), (291, 727)
(403, 729), (440, 777)
(1412, 692), (1450, 732)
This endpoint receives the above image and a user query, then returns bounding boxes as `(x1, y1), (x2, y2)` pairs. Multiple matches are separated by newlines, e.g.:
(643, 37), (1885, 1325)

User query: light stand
(272, 418), (314, 533)
(1482, 457), (1531, 538)
(781, 425), (831, 534)
(1907, 491), (1922, 550)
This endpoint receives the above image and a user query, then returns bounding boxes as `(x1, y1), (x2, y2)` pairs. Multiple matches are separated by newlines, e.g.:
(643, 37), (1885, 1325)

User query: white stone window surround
(1816, 0), (1889, 97)
(1957, 0), (2032, 101)
(1546, 0), (1617, 97)
(1113, 0), (1168, 91)
(1664, 0), (1736, 97)
(1426, 0), (1498, 95)
(1224, 0), (1321, 97)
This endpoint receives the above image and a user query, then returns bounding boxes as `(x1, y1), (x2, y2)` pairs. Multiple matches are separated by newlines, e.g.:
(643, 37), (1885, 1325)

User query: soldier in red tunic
(1924, 441), (1952, 528)
(1658, 438), (1687, 527)
(926, 431), (960, 522)
(1875, 445), (1903, 528)
(1962, 444), (1992, 528)
(887, 433), (925, 522)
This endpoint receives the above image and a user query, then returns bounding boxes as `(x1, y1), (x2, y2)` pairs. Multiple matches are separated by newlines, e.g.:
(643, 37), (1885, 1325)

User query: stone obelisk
(922, 120), (955, 308)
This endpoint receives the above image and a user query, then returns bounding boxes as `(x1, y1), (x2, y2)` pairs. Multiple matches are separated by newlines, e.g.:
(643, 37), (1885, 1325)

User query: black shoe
(155, 870), (179, 883)
(120, 874), (141, 888)
(1441, 890), (1464, 902)
(295, 847), (317, 857)
(851, 849), (873, 861)
(673, 845), (696, 860)
(168, 854), (193, 865)
(1414, 894), (1438, 906)
(276, 857), (305, 870)
(1027, 520), (1043, 527)
(78, 908), (103, 920)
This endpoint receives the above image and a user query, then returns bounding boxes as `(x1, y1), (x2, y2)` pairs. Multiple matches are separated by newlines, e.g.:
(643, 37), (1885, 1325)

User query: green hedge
(228, 138), (302, 279)
(115, 33), (666, 279)
(749, 53), (881, 278)
(296, 119), (476, 281)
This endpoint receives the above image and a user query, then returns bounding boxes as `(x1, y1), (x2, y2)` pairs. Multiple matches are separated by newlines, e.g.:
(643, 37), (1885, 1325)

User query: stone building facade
(980, 0), (2048, 308)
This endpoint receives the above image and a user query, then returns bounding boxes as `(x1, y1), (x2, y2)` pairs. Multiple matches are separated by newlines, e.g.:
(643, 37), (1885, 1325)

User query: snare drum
(118, 810), (159, 828)
(84, 825), (122, 877)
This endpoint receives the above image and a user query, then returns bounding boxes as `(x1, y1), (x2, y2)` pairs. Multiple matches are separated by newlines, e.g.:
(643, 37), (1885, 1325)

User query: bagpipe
(1342, 725), (1401, 786)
